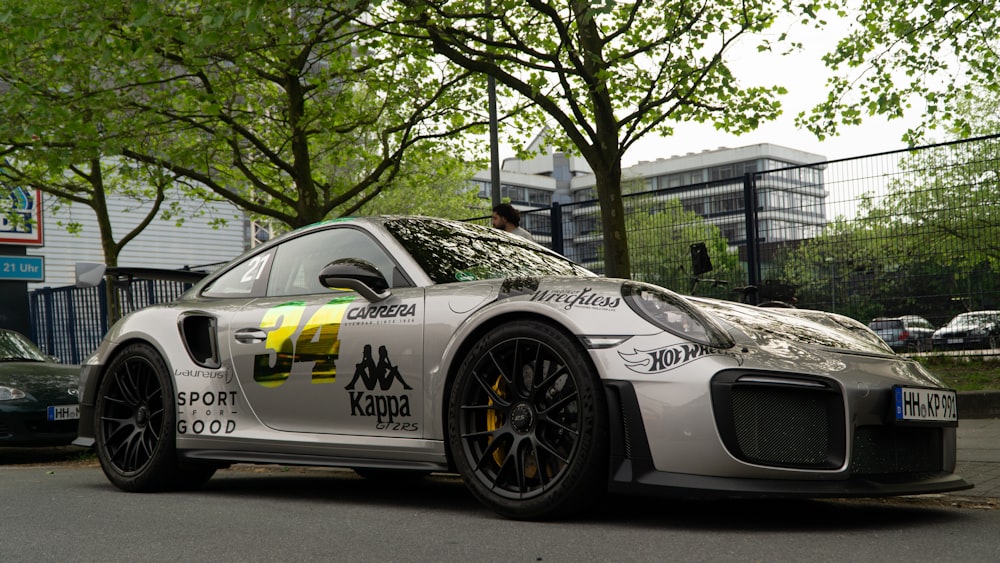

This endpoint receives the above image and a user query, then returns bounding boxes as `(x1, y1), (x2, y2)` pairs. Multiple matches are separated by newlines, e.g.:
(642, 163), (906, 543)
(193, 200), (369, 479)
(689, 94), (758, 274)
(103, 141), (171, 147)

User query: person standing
(491, 203), (534, 241)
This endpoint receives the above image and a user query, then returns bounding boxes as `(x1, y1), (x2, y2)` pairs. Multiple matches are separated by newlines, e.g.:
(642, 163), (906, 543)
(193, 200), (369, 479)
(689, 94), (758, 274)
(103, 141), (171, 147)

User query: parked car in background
(868, 316), (936, 352)
(931, 311), (1000, 350)
(0, 329), (80, 446)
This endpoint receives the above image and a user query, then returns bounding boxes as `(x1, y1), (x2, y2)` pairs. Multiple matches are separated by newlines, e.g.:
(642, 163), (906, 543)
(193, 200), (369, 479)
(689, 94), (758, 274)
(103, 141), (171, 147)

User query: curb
(958, 391), (1000, 419)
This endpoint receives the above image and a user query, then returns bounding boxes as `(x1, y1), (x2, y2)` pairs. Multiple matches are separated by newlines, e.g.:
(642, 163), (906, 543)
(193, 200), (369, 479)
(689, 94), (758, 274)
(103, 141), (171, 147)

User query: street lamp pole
(486, 2), (501, 206)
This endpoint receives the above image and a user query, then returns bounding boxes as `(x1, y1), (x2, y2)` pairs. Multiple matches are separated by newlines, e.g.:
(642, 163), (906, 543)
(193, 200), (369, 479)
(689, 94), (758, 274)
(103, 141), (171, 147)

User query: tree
(353, 152), (489, 219)
(626, 197), (740, 297)
(0, 1), (490, 235)
(801, 1), (1000, 143)
(775, 91), (1000, 321)
(369, 0), (833, 278)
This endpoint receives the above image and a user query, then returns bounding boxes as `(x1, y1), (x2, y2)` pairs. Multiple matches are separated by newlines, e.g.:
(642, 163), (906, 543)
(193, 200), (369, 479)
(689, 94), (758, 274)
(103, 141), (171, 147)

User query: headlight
(0, 386), (27, 401)
(622, 282), (734, 348)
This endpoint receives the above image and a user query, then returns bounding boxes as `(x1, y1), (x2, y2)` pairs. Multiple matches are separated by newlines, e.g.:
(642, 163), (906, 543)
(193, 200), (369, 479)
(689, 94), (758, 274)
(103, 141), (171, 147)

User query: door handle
(234, 328), (267, 344)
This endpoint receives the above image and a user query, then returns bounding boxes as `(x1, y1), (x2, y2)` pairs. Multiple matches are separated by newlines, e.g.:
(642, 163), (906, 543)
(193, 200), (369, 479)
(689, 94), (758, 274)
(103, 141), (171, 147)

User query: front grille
(712, 371), (845, 469)
(851, 426), (943, 474)
(731, 387), (829, 466)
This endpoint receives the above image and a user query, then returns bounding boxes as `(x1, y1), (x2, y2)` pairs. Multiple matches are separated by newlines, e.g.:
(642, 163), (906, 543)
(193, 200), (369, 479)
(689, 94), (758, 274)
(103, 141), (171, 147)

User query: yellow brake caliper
(488, 375), (506, 466)
(488, 372), (539, 478)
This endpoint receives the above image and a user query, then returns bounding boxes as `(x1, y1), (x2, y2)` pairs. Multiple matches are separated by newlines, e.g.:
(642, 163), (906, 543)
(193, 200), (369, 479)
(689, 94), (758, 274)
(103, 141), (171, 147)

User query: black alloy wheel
(95, 342), (215, 491)
(449, 320), (608, 520)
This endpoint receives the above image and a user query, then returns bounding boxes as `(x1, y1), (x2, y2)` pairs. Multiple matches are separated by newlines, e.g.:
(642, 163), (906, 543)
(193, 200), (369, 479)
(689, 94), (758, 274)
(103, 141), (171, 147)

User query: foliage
(626, 197), (741, 298)
(918, 356), (1000, 393)
(352, 152), (489, 219)
(801, 0), (1000, 143)
(0, 1), (488, 237)
(773, 118), (1000, 323)
(368, 0), (836, 278)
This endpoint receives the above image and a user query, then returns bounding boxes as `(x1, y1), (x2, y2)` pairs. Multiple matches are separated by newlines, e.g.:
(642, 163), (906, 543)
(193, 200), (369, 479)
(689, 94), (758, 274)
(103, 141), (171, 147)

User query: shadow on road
(0, 445), (93, 466)
(181, 466), (969, 530)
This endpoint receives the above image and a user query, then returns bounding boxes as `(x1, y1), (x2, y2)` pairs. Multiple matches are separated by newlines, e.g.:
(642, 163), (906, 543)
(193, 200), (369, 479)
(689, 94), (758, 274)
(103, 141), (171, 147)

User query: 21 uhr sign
(1, 187), (44, 246)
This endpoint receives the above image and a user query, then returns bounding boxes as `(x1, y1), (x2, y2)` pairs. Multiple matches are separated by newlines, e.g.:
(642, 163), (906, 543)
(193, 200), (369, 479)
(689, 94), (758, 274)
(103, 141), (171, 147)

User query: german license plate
(46, 404), (79, 421)
(947, 338), (963, 344)
(894, 386), (957, 424)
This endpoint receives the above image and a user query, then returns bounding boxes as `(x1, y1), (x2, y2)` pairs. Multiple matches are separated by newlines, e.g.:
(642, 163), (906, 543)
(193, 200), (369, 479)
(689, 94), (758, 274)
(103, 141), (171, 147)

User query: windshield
(0, 330), (49, 362)
(948, 312), (998, 327)
(869, 320), (902, 331)
(384, 217), (595, 284)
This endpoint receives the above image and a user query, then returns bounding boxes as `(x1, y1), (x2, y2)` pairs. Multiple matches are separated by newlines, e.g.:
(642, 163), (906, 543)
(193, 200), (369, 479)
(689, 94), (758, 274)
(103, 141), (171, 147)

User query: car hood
(691, 298), (894, 356)
(0, 362), (80, 402)
(934, 324), (992, 336)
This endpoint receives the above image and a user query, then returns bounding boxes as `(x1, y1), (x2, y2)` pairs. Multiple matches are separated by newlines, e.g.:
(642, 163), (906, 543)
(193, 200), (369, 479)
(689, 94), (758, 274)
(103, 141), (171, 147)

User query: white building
(26, 195), (248, 290)
(470, 141), (828, 268)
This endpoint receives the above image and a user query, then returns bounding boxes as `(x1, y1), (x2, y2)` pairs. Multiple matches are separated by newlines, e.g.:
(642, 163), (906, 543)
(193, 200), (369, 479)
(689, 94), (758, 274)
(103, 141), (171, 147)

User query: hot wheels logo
(619, 343), (718, 374)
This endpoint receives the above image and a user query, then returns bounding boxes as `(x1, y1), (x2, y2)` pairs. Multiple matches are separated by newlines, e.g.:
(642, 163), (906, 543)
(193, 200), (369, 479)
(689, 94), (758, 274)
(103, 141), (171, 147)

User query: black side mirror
(690, 242), (713, 276)
(318, 258), (391, 302)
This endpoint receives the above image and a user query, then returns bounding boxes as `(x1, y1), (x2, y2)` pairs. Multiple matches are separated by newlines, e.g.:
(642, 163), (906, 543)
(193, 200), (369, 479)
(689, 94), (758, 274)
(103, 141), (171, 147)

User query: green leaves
(801, 0), (999, 142)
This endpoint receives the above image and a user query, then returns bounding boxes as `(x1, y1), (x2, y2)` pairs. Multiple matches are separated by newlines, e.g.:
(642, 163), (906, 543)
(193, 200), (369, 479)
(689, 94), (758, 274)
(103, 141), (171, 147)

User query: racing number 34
(253, 297), (357, 388)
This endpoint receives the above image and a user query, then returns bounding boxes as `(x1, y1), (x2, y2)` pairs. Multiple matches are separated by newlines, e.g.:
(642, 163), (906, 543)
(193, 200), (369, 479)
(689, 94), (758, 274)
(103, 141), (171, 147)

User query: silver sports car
(74, 215), (971, 519)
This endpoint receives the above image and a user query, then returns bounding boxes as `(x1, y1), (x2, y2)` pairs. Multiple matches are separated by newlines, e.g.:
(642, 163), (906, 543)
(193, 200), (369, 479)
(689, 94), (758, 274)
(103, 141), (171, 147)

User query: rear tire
(448, 320), (608, 520)
(95, 342), (215, 491)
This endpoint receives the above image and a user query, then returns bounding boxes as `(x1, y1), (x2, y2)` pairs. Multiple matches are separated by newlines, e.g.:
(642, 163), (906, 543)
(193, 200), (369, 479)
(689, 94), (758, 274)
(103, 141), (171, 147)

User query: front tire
(448, 320), (608, 520)
(95, 342), (215, 491)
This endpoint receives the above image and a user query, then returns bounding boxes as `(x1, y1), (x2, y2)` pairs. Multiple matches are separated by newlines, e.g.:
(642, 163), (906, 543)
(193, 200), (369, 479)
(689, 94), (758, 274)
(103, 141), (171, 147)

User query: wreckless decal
(346, 345), (414, 424)
(619, 343), (728, 374)
(530, 287), (621, 311)
(253, 296), (357, 388)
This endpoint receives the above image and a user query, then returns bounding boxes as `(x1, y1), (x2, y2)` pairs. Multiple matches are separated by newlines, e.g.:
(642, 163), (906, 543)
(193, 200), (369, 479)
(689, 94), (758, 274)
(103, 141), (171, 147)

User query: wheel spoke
(471, 369), (510, 407)
(539, 389), (578, 415)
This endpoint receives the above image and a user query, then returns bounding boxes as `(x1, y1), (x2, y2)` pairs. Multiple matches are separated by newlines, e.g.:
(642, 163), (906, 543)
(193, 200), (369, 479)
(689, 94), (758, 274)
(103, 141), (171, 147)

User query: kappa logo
(618, 343), (732, 374)
(345, 344), (412, 391)
(346, 344), (412, 423)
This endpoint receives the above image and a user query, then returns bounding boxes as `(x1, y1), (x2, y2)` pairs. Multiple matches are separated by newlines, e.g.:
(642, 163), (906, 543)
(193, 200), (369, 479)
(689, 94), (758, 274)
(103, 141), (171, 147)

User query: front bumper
(603, 381), (973, 499)
(0, 407), (78, 446)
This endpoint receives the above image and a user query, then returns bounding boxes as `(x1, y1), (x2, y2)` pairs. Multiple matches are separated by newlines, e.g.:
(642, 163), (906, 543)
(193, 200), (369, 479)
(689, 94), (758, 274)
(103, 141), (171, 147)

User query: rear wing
(75, 262), (209, 288)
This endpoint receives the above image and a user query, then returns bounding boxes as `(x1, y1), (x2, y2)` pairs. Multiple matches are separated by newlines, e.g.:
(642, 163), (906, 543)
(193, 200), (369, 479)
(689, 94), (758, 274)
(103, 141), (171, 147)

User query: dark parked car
(931, 311), (1000, 350)
(868, 316), (936, 352)
(0, 329), (80, 446)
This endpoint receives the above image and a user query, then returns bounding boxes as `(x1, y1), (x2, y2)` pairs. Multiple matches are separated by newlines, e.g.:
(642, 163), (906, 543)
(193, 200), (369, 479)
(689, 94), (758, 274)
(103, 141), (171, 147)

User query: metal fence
(516, 133), (1000, 350)
(29, 279), (194, 364)
(30, 133), (1000, 362)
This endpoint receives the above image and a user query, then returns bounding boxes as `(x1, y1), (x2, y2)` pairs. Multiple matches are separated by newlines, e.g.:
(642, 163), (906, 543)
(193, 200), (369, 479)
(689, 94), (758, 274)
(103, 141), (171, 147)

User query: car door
(225, 226), (426, 438)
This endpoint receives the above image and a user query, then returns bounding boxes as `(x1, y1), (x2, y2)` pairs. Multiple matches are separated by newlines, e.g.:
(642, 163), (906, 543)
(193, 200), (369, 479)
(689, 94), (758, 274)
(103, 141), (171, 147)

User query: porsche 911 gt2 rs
(74, 215), (971, 519)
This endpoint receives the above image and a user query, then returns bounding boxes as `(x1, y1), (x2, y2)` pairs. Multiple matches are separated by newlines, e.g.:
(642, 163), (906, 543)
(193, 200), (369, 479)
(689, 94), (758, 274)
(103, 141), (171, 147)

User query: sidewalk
(954, 417), (1000, 499)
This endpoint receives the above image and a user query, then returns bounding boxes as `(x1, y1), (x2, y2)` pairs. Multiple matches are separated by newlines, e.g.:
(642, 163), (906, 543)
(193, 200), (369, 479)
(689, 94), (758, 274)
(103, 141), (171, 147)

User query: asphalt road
(2, 447), (999, 562)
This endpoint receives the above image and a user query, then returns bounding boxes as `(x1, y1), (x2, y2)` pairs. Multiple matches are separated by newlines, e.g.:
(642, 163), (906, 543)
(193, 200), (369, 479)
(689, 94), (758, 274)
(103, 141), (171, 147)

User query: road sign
(0, 255), (45, 282)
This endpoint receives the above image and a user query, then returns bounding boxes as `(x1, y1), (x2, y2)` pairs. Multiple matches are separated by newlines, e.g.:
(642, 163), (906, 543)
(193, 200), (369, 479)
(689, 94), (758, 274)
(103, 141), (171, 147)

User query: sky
(620, 11), (928, 167)
(621, 37), (922, 168)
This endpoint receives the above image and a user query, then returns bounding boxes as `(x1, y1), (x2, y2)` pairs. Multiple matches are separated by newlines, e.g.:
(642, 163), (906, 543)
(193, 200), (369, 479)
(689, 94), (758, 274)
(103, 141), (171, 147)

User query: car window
(384, 217), (594, 284)
(869, 320), (901, 331)
(201, 249), (276, 298)
(265, 227), (400, 297)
